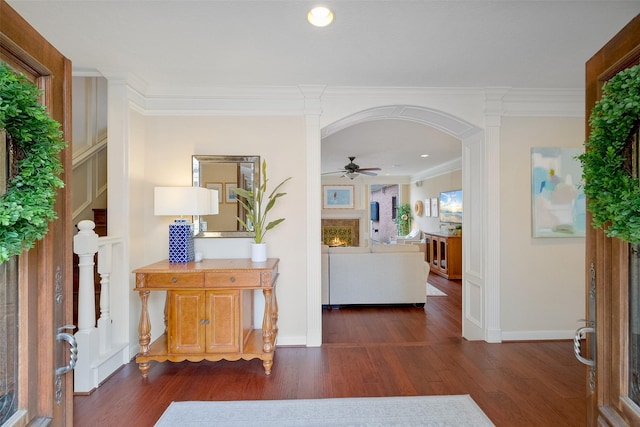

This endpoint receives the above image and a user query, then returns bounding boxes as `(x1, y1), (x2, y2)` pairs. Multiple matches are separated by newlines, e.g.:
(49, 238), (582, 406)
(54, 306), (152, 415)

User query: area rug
(427, 283), (447, 297)
(154, 394), (494, 426)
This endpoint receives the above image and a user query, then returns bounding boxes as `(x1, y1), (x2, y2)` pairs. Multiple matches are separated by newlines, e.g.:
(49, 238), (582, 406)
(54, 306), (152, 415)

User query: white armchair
(393, 228), (422, 244)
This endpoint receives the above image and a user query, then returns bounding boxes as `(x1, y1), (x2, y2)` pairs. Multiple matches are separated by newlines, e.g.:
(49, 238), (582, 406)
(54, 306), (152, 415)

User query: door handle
(573, 326), (595, 367)
(55, 325), (78, 376)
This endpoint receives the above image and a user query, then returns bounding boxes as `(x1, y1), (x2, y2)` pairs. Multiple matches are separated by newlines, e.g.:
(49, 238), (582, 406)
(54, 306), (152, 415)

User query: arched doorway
(315, 105), (494, 342)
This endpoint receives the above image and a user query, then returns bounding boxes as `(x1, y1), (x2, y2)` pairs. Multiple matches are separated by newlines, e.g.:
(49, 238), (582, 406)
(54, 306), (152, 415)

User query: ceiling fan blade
(360, 171), (378, 176)
(321, 170), (346, 175)
(357, 167), (381, 172)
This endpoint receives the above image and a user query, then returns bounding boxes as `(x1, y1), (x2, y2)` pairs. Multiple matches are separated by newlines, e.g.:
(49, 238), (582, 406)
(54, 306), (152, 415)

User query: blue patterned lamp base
(168, 219), (194, 263)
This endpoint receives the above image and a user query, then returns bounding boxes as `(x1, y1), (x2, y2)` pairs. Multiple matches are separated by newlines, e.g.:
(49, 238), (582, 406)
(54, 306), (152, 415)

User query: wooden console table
(133, 258), (279, 377)
(424, 233), (462, 279)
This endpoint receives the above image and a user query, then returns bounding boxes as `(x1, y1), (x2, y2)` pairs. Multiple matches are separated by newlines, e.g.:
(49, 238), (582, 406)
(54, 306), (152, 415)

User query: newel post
(74, 220), (99, 332)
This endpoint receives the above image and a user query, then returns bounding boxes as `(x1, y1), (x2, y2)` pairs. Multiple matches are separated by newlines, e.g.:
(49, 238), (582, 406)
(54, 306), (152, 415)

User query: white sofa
(322, 244), (429, 306)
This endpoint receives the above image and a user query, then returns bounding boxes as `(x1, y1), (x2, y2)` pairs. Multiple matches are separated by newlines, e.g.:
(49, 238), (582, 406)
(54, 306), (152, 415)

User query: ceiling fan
(322, 156), (382, 179)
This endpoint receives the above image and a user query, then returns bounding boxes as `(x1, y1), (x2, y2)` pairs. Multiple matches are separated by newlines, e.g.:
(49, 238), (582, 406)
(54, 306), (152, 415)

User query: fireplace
(322, 219), (359, 246)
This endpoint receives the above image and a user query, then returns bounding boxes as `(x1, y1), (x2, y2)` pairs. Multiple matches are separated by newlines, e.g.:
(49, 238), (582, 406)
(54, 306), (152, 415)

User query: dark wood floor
(74, 274), (586, 426)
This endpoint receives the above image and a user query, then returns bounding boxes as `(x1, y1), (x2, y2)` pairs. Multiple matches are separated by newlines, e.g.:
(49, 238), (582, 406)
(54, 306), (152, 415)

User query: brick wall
(370, 184), (399, 243)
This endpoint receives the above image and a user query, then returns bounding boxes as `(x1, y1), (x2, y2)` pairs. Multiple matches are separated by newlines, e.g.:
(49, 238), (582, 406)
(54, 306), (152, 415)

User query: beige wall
(500, 117), (585, 339)
(140, 115), (308, 343)
(124, 105), (585, 345)
(411, 171), (462, 235)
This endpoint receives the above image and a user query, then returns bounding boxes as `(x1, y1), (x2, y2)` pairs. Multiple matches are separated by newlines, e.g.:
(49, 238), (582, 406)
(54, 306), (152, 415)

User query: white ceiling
(7, 0), (640, 178)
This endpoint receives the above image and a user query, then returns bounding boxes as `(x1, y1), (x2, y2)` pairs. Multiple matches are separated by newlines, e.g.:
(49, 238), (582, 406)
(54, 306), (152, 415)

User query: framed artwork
(431, 197), (438, 217)
(225, 183), (238, 203)
(531, 147), (585, 237)
(423, 198), (431, 217)
(323, 185), (354, 209)
(205, 182), (223, 203)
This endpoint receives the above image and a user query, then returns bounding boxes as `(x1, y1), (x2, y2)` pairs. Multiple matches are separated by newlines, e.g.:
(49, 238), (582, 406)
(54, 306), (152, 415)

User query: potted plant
(235, 159), (291, 262)
(396, 203), (412, 236)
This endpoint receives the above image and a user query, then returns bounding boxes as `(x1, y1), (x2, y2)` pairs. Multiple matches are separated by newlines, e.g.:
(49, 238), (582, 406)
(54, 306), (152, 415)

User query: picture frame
(323, 185), (354, 209)
(531, 147), (585, 238)
(423, 198), (431, 217)
(431, 197), (438, 217)
(225, 182), (238, 203)
(205, 182), (223, 203)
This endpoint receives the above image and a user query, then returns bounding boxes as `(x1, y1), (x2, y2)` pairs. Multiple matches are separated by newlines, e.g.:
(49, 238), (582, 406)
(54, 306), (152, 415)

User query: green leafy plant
(396, 203), (412, 236)
(577, 63), (640, 243)
(0, 62), (66, 263)
(234, 160), (291, 244)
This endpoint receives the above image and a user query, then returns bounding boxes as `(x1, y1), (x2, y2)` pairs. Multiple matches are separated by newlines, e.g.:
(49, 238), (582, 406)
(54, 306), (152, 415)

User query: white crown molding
(141, 86), (306, 115)
(82, 69), (584, 118)
(322, 86), (486, 97)
(501, 88), (584, 117)
(412, 157), (462, 182)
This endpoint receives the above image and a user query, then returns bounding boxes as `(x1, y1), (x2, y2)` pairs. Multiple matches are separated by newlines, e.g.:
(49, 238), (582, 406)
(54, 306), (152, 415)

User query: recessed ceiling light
(307, 6), (334, 27)
(420, 154), (429, 158)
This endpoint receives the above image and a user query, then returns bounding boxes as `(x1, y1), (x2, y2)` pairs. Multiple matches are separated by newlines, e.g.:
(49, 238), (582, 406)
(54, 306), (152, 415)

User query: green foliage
(396, 203), (412, 236)
(577, 63), (640, 243)
(234, 159), (291, 244)
(0, 62), (66, 263)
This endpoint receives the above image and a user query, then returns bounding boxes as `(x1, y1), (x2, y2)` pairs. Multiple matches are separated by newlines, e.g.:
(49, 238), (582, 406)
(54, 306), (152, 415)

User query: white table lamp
(154, 186), (215, 263)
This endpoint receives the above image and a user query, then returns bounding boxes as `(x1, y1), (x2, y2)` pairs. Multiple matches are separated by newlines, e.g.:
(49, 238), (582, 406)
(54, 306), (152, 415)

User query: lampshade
(154, 186), (216, 263)
(154, 186), (213, 216)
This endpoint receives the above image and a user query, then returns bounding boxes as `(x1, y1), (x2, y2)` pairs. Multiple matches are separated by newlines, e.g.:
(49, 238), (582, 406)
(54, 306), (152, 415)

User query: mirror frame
(192, 155), (260, 238)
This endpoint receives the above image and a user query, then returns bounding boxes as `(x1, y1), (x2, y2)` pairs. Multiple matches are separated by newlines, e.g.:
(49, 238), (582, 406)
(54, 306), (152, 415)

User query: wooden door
(0, 2), (73, 426)
(168, 290), (206, 354)
(584, 14), (640, 426)
(204, 290), (239, 353)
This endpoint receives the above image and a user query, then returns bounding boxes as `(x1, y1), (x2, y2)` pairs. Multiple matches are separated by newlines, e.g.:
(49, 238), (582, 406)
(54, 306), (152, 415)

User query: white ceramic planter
(251, 243), (267, 262)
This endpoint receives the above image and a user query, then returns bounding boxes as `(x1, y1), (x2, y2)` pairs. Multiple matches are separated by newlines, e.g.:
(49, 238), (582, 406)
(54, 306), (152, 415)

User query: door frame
(585, 13), (640, 427)
(0, 1), (73, 425)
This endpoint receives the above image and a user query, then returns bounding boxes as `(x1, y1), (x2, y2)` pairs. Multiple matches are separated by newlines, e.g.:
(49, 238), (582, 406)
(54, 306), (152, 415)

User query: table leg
(271, 288), (278, 335)
(262, 357), (273, 376)
(137, 290), (151, 377)
(261, 288), (276, 375)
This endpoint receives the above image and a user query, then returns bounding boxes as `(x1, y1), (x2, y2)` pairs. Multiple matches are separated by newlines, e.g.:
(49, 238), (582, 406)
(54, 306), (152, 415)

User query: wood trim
(585, 13), (640, 427)
(1, 1), (73, 425)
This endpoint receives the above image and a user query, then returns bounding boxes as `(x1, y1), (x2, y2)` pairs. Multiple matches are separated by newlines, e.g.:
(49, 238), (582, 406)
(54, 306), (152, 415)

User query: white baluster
(73, 220), (98, 332)
(97, 243), (112, 353)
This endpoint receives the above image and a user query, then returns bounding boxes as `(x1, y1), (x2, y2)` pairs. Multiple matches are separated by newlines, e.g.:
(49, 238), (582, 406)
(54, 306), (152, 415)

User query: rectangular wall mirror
(192, 155), (259, 237)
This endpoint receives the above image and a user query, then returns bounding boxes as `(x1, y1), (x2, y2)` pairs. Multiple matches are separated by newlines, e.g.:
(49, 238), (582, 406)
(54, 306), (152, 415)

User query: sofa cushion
(370, 244), (419, 253)
(328, 246), (370, 254)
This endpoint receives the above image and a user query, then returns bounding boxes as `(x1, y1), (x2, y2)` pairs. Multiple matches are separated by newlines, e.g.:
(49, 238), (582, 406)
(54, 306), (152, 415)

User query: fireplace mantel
(321, 210), (367, 247)
(321, 209), (366, 220)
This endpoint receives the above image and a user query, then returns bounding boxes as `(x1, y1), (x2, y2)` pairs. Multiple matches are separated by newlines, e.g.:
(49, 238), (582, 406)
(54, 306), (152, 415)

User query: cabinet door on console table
(168, 289), (245, 354)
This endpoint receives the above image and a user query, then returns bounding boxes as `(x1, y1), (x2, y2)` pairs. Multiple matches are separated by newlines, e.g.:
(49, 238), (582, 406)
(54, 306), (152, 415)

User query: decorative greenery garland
(578, 63), (640, 243)
(0, 62), (66, 263)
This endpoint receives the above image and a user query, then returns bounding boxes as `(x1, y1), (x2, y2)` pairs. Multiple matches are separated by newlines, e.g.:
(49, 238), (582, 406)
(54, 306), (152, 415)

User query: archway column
(482, 89), (506, 343)
(301, 85), (325, 347)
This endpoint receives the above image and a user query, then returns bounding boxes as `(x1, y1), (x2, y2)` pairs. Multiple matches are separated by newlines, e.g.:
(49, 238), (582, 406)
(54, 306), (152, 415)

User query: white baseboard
(275, 335), (307, 346)
(501, 329), (575, 341)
